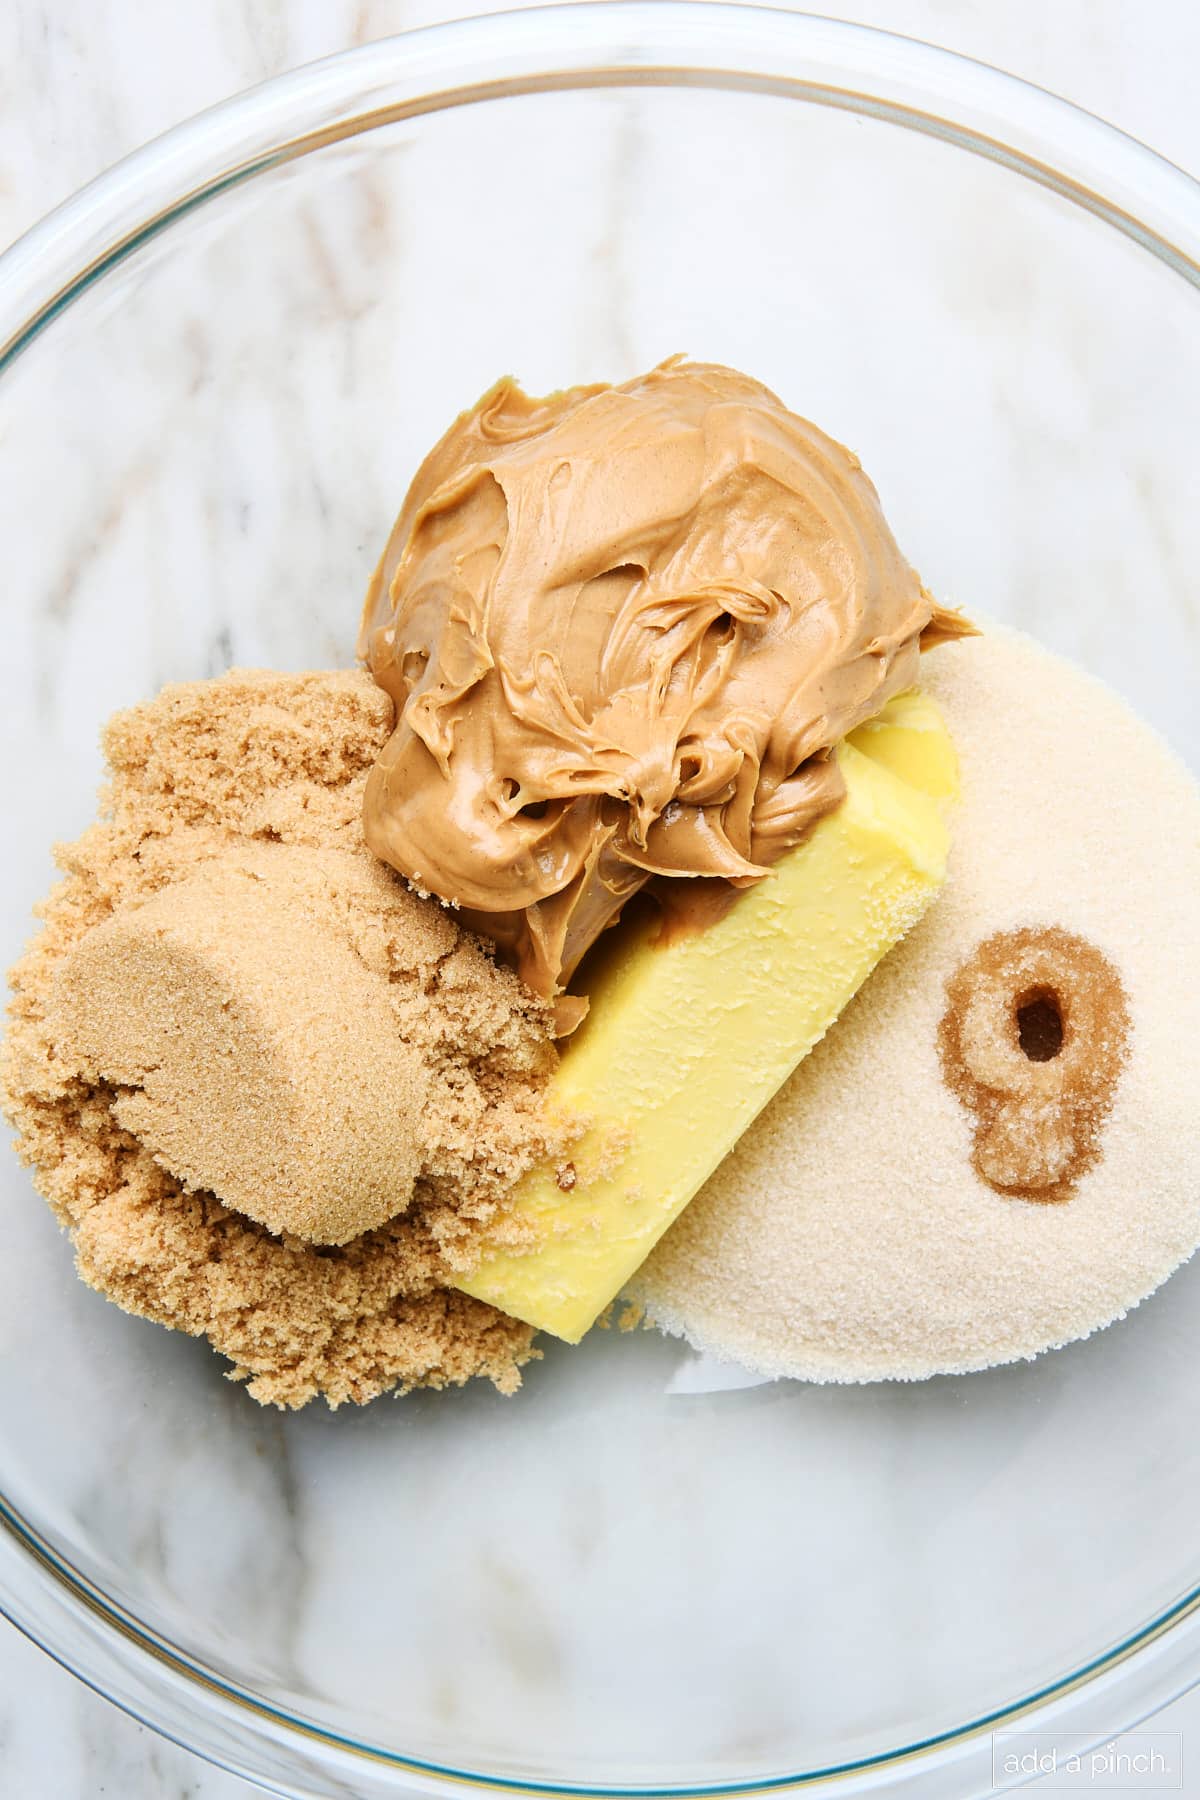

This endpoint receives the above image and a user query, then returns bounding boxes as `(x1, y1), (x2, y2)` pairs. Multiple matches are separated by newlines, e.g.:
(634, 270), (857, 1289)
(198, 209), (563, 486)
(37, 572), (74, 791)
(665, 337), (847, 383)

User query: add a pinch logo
(991, 1732), (1182, 1790)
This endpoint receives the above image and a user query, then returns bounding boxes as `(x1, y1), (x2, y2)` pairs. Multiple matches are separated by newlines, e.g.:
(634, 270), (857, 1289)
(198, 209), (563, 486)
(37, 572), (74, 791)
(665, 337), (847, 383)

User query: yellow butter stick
(456, 692), (955, 1342)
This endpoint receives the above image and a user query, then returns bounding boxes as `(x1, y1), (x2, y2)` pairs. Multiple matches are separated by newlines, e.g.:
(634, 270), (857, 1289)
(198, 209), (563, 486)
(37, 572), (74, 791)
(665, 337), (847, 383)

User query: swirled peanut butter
(360, 360), (967, 1013)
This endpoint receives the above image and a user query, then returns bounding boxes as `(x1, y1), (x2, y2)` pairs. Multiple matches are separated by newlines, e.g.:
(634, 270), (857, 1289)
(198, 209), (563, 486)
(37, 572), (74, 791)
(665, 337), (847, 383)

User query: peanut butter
(360, 359), (966, 1014)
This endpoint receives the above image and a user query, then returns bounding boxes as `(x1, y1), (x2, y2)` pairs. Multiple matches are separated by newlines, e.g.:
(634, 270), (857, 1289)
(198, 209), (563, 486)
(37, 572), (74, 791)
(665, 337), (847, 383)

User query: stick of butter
(455, 692), (955, 1342)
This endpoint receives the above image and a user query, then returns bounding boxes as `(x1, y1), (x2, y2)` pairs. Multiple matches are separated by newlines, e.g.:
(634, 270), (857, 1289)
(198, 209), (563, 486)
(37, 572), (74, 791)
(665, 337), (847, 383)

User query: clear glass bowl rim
(2, 5), (1200, 1796)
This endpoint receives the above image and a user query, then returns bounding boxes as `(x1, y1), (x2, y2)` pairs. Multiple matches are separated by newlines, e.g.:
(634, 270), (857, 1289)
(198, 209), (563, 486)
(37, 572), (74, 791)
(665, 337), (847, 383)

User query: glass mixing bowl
(2, 5), (1199, 1796)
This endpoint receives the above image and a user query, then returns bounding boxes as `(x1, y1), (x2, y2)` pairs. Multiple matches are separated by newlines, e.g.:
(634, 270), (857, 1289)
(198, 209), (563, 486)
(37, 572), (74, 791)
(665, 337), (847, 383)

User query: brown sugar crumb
(0, 669), (566, 1408)
(938, 925), (1131, 1202)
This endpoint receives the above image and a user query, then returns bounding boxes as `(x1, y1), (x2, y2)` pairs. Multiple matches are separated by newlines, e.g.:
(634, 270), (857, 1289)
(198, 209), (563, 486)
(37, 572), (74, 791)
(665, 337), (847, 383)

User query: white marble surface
(2, 3), (1200, 1798)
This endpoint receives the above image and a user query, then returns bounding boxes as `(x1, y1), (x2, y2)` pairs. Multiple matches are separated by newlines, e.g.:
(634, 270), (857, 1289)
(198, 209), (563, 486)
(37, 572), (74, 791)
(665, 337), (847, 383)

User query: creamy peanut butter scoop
(360, 359), (965, 1014)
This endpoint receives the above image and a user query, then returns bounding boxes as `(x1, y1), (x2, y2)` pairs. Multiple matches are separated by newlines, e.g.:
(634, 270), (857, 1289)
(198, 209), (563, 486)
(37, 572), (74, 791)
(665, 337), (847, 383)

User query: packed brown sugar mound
(0, 670), (563, 1408)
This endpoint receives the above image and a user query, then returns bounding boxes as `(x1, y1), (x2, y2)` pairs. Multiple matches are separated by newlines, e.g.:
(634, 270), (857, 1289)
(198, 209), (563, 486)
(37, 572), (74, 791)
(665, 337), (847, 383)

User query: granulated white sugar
(632, 628), (1200, 1380)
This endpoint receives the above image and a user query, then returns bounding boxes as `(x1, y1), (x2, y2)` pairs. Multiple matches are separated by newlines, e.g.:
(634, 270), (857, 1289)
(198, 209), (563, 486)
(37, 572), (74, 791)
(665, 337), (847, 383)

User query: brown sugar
(0, 669), (564, 1408)
(938, 925), (1130, 1202)
(51, 853), (430, 1245)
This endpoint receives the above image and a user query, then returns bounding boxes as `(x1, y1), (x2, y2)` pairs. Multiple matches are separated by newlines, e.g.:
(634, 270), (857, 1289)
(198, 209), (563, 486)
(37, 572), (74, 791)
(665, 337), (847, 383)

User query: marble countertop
(2, 2), (1199, 1796)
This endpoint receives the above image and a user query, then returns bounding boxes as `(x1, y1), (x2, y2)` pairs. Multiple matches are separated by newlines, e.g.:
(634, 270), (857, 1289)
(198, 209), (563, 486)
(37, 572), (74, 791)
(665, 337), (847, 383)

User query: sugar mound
(1, 670), (560, 1408)
(633, 629), (1200, 1381)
